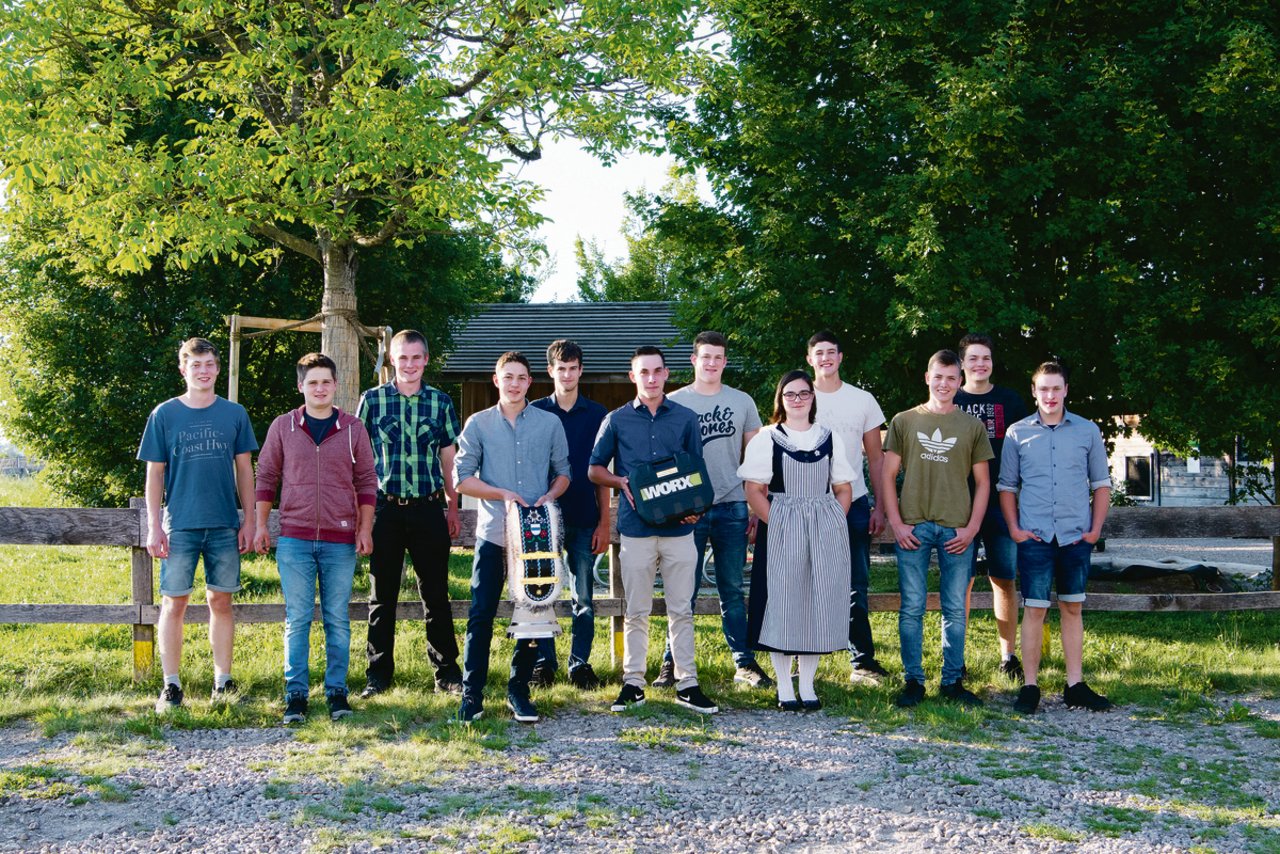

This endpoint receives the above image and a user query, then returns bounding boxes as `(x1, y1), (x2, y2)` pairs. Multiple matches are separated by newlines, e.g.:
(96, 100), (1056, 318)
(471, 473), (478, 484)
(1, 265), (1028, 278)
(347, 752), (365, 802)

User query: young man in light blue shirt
(454, 351), (570, 723)
(998, 361), (1113, 714)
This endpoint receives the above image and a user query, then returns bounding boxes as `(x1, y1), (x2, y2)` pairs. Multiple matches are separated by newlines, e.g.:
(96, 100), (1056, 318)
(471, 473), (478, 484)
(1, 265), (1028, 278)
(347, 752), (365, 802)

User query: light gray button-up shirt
(454, 402), (571, 546)
(997, 410), (1111, 544)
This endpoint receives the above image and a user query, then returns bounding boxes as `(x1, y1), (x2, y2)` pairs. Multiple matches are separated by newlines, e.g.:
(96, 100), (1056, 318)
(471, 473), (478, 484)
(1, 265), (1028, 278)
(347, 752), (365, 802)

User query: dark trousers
(461, 539), (539, 701)
(846, 495), (877, 666)
(365, 497), (461, 686)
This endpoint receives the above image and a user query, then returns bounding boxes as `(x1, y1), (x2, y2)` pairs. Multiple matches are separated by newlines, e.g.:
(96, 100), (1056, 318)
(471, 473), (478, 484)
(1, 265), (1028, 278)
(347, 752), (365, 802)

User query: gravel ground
(3, 692), (1278, 853)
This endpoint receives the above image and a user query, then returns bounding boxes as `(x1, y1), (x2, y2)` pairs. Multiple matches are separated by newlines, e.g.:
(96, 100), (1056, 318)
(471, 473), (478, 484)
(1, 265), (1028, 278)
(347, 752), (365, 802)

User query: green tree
(0, 0), (697, 409)
(0, 231), (532, 506)
(645, 0), (1280, 457)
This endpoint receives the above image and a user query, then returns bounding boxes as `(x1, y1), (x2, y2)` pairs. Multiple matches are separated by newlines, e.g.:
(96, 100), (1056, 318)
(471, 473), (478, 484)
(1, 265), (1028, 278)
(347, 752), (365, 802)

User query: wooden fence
(1, 502), (1277, 681)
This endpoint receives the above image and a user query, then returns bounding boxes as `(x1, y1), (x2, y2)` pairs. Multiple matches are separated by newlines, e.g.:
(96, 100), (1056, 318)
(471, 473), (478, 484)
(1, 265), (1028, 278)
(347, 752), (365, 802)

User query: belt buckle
(393, 496), (411, 506)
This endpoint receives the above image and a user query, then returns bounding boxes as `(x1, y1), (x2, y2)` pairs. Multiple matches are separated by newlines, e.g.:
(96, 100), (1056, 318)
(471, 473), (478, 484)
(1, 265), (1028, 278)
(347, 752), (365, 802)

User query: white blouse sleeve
(736, 428), (775, 483)
(829, 432), (857, 485)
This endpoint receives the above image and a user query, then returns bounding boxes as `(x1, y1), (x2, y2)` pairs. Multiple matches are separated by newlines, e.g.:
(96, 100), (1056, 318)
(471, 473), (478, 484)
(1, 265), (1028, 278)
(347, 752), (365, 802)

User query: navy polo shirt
(532, 393), (608, 529)
(590, 396), (703, 538)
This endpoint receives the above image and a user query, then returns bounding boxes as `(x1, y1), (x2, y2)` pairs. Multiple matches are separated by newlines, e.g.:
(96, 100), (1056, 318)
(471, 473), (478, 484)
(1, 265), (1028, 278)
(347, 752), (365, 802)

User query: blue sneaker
(507, 692), (539, 723)
(455, 695), (484, 724)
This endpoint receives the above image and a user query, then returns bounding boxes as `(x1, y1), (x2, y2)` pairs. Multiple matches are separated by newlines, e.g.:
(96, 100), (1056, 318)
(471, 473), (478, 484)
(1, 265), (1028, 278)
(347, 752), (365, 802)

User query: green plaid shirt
(357, 382), (461, 498)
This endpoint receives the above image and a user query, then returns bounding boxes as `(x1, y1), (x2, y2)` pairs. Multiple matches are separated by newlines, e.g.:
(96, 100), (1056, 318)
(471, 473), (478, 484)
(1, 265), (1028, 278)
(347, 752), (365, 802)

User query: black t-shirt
(954, 384), (1029, 485)
(304, 411), (339, 445)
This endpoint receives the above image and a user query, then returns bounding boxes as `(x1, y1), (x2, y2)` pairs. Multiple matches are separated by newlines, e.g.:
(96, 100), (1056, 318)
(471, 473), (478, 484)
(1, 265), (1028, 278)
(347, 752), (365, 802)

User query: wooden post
(609, 541), (624, 667)
(129, 498), (155, 682)
(227, 314), (241, 404)
(1271, 535), (1279, 592)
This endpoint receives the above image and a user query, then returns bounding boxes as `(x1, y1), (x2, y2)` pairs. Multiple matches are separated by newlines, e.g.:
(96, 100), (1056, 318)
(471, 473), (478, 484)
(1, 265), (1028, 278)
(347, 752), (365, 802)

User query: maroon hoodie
(255, 407), (377, 544)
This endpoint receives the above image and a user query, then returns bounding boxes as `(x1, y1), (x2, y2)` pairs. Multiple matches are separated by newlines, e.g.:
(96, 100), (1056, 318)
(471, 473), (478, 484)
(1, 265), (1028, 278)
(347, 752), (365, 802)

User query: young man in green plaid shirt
(357, 330), (464, 696)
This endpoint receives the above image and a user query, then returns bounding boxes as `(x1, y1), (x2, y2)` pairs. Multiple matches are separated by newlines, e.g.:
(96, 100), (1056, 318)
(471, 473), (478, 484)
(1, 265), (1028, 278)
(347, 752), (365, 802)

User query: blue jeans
(534, 525), (597, 673)
(662, 501), (752, 668)
(845, 496), (877, 667)
(896, 522), (974, 685)
(276, 537), (357, 697)
(971, 507), (1017, 581)
(160, 527), (241, 597)
(462, 540), (538, 700)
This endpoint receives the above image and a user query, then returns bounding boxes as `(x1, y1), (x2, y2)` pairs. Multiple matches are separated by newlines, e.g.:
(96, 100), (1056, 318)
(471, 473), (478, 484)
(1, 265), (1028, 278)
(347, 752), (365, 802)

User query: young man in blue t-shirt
(138, 337), (258, 713)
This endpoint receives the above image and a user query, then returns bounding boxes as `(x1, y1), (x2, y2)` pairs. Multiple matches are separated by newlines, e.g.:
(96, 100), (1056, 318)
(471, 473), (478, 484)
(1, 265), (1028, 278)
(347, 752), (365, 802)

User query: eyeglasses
(781, 391), (813, 402)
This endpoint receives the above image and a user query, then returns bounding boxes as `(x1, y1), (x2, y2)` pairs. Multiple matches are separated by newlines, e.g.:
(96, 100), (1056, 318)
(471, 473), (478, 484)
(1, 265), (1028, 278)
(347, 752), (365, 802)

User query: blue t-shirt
(137, 397), (259, 531)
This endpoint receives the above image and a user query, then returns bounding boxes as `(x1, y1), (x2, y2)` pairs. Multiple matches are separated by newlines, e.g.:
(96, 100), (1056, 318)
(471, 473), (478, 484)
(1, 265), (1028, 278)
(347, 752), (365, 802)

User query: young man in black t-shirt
(955, 333), (1029, 682)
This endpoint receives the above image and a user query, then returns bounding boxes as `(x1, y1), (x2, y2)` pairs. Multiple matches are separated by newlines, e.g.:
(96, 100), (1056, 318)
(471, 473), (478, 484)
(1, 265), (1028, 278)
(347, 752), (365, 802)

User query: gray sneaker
(650, 659), (676, 689)
(734, 660), (775, 689)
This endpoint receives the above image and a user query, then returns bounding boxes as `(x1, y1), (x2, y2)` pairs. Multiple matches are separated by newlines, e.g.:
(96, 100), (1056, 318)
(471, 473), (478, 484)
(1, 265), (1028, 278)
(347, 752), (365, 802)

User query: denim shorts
(160, 527), (242, 597)
(1017, 538), (1092, 609)
(971, 507), (1017, 581)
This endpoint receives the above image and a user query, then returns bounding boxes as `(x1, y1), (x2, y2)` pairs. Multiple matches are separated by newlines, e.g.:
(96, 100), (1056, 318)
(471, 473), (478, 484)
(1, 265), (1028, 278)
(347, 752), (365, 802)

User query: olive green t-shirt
(884, 405), (994, 528)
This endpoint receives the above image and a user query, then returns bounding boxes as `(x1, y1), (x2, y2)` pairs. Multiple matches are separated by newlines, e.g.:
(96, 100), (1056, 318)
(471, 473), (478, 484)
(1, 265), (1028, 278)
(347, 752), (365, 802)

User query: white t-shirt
(813, 383), (885, 500)
(738, 424), (856, 485)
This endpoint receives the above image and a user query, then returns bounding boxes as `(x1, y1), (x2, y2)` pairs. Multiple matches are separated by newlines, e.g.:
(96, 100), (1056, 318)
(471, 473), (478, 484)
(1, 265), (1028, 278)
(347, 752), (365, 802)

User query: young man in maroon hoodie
(255, 353), (378, 724)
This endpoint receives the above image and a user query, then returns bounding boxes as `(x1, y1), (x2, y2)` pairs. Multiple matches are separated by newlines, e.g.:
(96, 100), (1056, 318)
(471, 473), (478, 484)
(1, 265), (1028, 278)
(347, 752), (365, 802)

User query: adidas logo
(917, 429), (957, 462)
(917, 429), (957, 453)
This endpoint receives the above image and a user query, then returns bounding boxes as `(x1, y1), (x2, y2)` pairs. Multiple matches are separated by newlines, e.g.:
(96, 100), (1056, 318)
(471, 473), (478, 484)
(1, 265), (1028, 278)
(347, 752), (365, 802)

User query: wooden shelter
(440, 301), (681, 421)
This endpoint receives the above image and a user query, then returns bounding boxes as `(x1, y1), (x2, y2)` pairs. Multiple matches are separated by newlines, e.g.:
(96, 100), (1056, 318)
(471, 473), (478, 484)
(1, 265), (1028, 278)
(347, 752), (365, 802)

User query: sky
(520, 137), (673, 303)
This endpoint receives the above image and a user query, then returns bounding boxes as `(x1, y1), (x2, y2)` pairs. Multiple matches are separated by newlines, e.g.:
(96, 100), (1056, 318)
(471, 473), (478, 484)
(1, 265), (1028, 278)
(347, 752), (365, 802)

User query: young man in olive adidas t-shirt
(882, 350), (993, 708)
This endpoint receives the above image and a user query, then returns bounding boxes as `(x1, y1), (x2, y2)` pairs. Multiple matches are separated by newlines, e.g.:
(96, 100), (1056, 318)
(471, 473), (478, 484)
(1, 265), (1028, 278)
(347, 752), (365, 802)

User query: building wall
(1109, 427), (1271, 506)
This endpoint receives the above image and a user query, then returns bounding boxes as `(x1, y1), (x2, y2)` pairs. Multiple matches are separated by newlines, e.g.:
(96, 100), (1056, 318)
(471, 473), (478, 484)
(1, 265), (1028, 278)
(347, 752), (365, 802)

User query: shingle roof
(441, 301), (681, 376)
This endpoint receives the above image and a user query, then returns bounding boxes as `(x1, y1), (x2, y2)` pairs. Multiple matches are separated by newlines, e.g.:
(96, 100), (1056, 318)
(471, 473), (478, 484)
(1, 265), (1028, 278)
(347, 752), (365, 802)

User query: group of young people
(137, 327), (1112, 724)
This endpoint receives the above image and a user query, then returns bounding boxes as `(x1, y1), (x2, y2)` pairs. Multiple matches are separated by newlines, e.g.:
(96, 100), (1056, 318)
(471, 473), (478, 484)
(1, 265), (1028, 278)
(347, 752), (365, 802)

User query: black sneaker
(777, 698), (803, 712)
(610, 684), (646, 712)
(568, 664), (602, 691)
(434, 677), (463, 695)
(360, 681), (387, 699)
(210, 678), (239, 704)
(651, 659), (676, 689)
(675, 685), (719, 715)
(850, 659), (891, 685)
(734, 660), (775, 689)
(1064, 681), (1113, 712)
(529, 664), (556, 689)
(155, 683), (183, 714)
(1014, 685), (1041, 715)
(999, 655), (1025, 683)
(895, 679), (926, 708)
(801, 697), (823, 712)
(507, 693), (540, 723)
(455, 695), (484, 724)
(327, 691), (353, 721)
(940, 680), (984, 707)
(283, 693), (308, 725)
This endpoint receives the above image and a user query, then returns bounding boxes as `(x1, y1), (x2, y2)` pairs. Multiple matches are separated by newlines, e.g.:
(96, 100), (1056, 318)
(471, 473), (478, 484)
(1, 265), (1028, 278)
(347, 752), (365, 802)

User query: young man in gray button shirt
(998, 361), (1113, 714)
(454, 351), (570, 723)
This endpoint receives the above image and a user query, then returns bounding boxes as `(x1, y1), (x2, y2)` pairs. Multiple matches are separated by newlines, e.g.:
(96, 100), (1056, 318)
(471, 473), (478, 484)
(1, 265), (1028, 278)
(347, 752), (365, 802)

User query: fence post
(609, 541), (624, 667)
(1272, 536), (1279, 592)
(129, 498), (155, 682)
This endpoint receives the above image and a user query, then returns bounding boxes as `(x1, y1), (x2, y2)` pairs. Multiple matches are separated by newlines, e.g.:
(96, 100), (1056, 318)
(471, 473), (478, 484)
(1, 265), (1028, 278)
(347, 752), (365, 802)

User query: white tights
(770, 653), (821, 702)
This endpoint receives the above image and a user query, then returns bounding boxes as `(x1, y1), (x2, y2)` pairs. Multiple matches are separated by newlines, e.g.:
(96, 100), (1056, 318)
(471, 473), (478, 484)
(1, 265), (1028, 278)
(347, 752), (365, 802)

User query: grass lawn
(1, 475), (1278, 736)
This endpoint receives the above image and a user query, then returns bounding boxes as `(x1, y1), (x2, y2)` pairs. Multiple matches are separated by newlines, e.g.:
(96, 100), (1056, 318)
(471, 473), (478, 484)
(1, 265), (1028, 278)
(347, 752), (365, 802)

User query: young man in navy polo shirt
(590, 346), (718, 714)
(530, 339), (610, 690)
(998, 361), (1113, 714)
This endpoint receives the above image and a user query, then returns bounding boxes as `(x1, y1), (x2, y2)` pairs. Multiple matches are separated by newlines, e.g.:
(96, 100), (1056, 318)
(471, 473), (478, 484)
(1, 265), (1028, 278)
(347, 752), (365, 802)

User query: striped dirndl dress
(747, 425), (851, 654)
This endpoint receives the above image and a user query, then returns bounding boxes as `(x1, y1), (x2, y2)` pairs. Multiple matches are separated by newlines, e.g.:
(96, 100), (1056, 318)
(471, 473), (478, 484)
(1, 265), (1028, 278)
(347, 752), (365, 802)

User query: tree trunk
(320, 239), (363, 413)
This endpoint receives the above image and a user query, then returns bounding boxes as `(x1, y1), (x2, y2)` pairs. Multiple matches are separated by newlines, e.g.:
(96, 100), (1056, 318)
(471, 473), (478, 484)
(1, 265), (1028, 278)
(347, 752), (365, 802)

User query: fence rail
(2, 503), (1277, 681)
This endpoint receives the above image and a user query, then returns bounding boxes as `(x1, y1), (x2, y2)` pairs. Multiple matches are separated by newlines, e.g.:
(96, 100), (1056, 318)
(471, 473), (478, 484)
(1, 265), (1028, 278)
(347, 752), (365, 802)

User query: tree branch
(251, 223), (322, 262)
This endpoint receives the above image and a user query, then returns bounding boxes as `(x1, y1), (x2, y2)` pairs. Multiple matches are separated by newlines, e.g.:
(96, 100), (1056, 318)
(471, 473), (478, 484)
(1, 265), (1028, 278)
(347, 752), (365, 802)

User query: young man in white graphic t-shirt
(807, 331), (892, 685)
